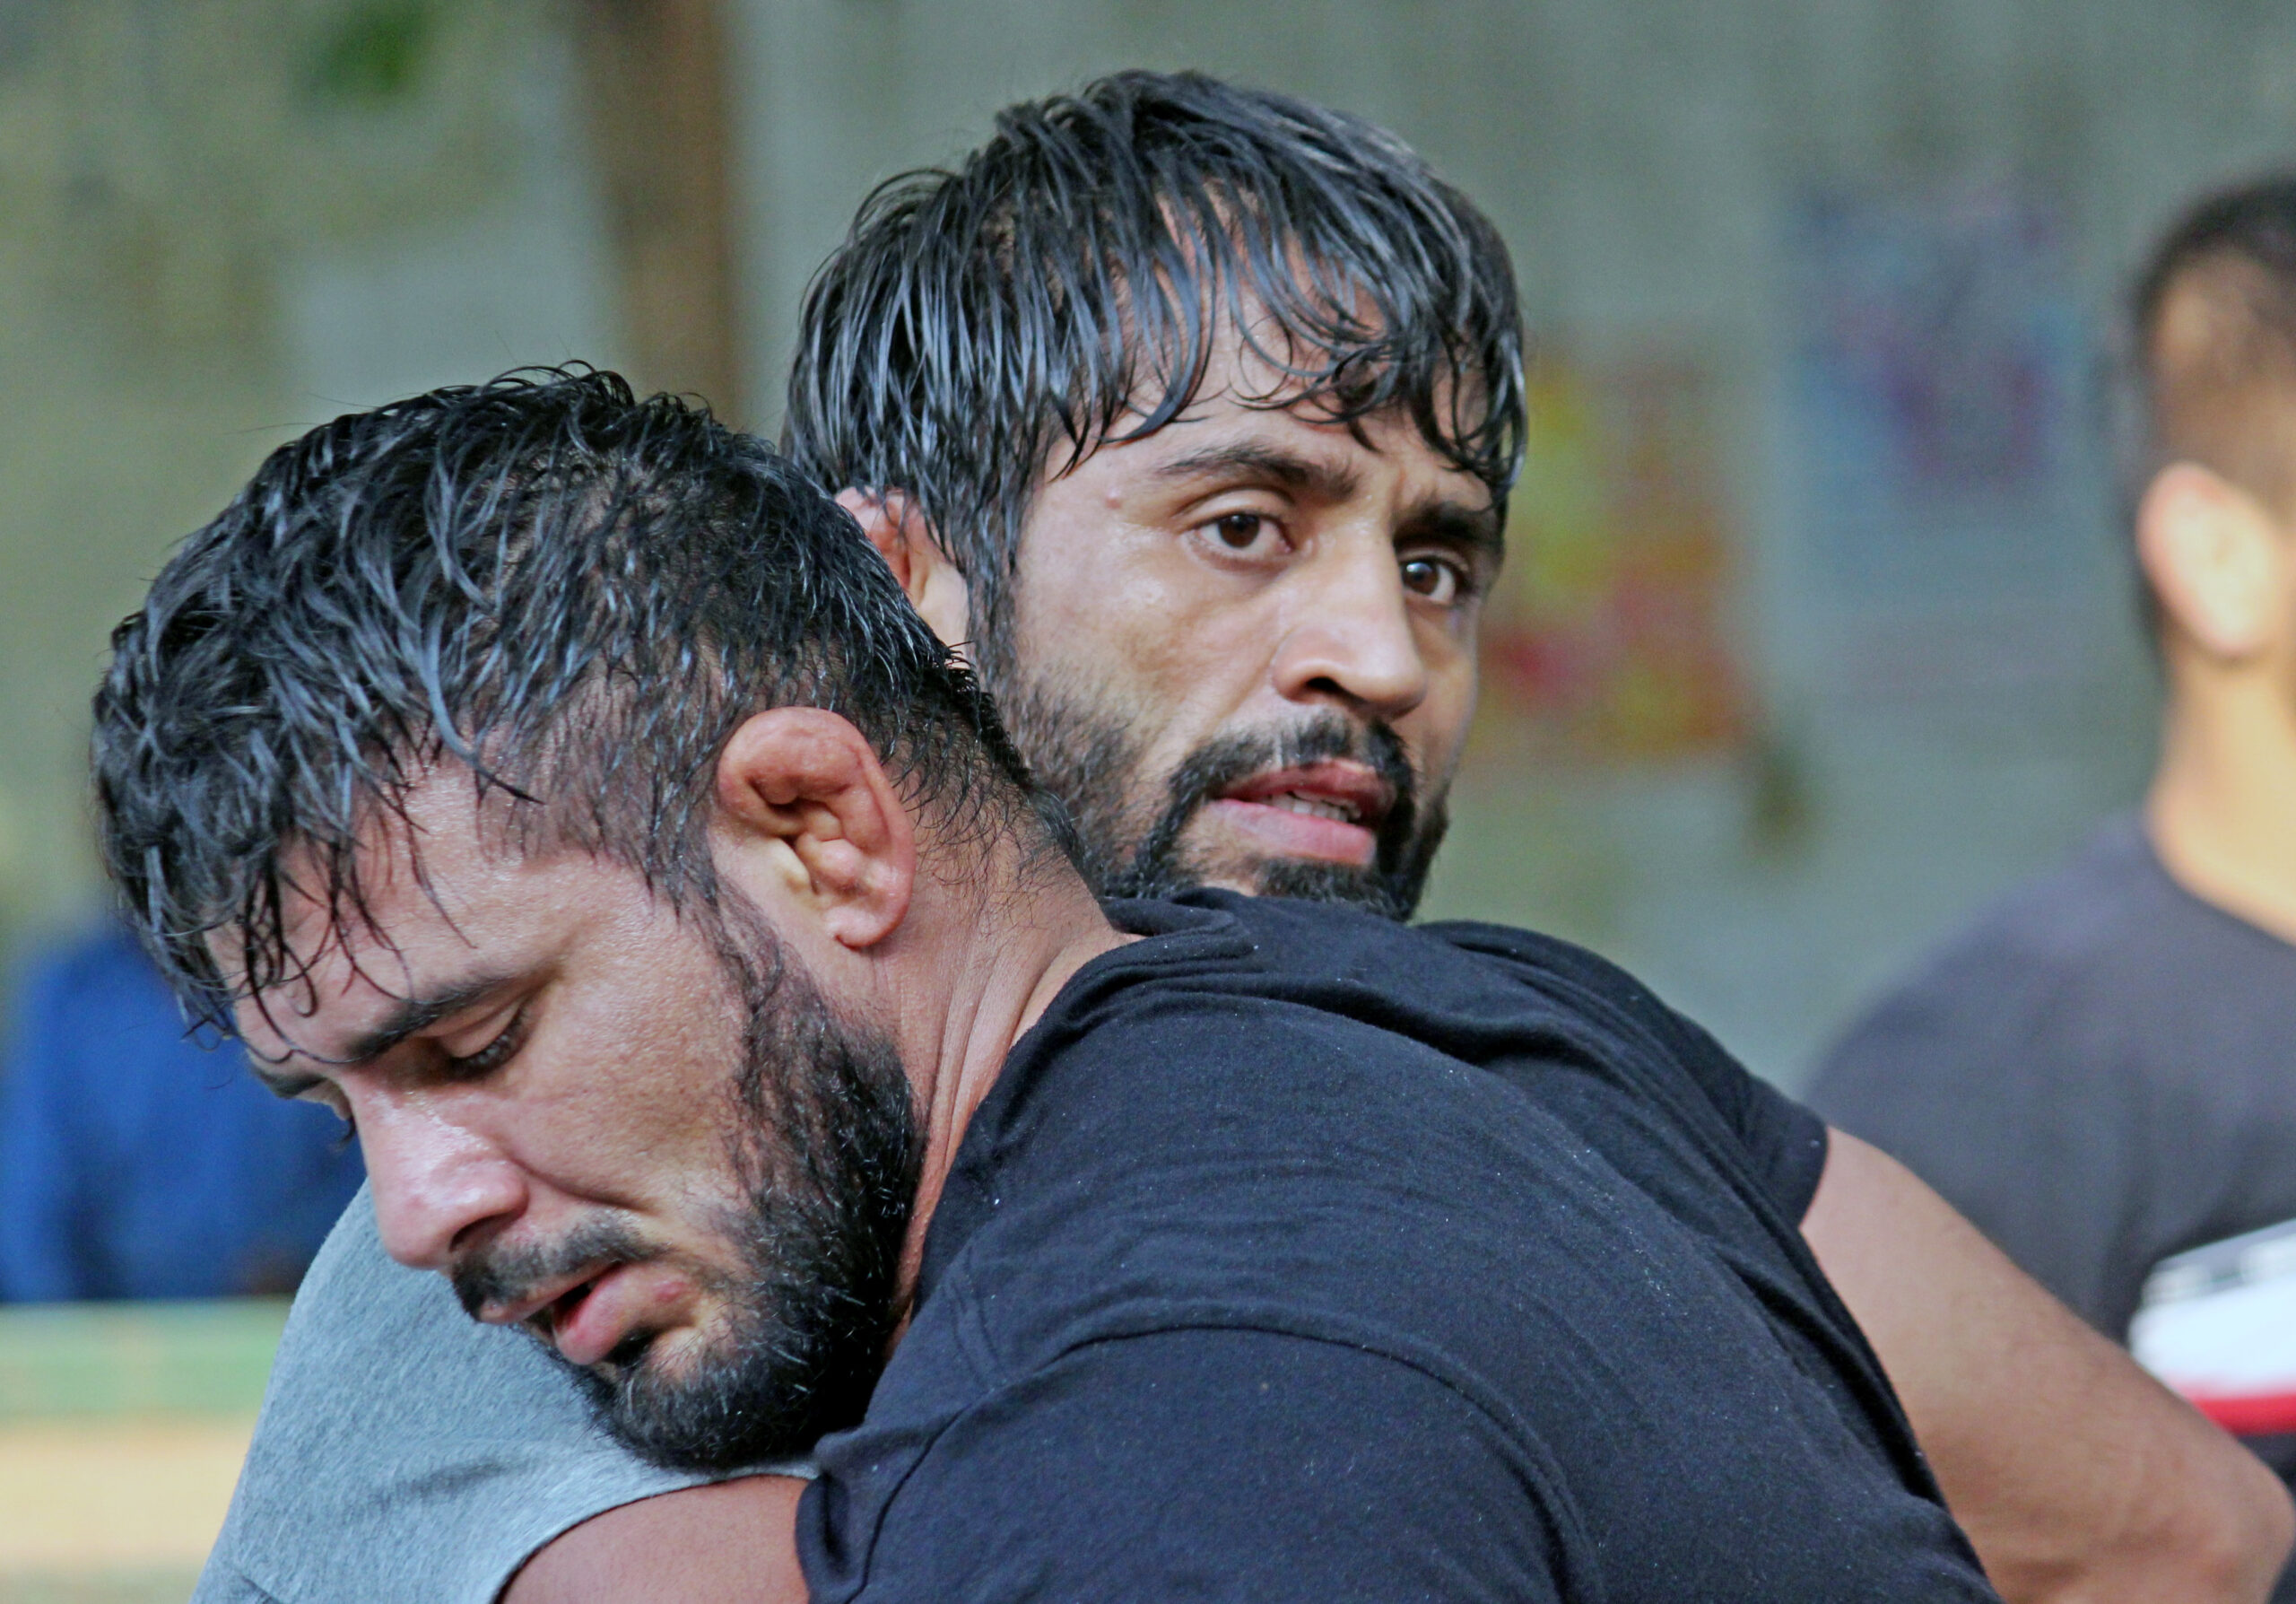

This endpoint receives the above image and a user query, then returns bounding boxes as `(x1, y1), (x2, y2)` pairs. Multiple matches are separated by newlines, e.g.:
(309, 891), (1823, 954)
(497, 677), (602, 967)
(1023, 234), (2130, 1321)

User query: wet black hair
(93, 367), (1036, 1033)
(781, 68), (1526, 679)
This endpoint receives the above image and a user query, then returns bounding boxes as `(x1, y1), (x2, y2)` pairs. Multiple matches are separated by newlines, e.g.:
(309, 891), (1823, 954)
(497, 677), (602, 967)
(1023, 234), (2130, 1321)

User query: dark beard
(999, 673), (1448, 921)
(451, 909), (920, 1473)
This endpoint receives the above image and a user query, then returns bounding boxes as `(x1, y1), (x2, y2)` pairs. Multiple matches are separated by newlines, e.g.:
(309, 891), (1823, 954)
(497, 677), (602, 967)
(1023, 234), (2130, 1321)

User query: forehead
(1059, 378), (1491, 510)
(222, 776), (582, 1057)
(1064, 290), (1492, 484)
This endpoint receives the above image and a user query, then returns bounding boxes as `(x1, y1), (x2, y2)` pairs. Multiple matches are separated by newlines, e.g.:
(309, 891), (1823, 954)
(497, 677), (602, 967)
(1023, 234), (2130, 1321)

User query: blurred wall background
(5, 0), (2296, 1087)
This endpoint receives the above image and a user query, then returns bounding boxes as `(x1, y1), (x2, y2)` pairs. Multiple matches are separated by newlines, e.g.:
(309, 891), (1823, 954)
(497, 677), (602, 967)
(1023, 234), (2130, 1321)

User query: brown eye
(1213, 512), (1268, 550)
(1400, 555), (1461, 603)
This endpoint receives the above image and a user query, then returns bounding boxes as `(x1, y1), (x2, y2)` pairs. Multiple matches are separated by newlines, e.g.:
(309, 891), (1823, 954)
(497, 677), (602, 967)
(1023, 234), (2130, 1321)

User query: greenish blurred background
(0, 1300), (283, 1598)
(6, 0), (2292, 1087)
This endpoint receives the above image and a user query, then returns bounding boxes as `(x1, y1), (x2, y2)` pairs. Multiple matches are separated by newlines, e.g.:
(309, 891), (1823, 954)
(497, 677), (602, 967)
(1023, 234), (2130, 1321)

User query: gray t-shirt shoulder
(196, 1187), (766, 1604)
(1808, 814), (2296, 1338)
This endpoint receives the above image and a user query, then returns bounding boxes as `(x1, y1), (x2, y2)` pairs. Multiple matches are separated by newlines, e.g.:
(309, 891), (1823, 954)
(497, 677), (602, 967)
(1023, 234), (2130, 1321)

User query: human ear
(711, 708), (914, 950)
(834, 490), (977, 664)
(2137, 462), (2292, 662)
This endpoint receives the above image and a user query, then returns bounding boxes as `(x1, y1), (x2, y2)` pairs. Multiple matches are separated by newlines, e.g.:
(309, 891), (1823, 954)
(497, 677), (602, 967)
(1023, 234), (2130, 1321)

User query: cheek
(1014, 545), (1274, 736)
(1022, 539), (1195, 671)
(1403, 637), (1479, 777)
(515, 969), (746, 1200)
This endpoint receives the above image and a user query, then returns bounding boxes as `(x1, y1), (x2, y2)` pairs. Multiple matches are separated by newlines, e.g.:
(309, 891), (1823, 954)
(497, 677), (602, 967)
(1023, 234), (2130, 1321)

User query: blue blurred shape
(0, 923), (364, 1301)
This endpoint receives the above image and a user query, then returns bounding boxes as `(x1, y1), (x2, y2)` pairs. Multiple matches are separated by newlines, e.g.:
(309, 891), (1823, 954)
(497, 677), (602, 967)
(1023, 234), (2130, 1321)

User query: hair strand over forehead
(780, 69), (1526, 681)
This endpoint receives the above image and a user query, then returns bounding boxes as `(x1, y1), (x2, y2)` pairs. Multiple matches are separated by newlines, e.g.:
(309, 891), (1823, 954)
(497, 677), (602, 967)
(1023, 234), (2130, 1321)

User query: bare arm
(500, 1474), (809, 1604)
(1805, 1129), (2293, 1604)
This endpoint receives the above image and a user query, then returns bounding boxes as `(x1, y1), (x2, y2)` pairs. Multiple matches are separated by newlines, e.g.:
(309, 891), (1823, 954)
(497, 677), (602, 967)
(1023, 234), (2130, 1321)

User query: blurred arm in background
(1806, 1130), (2294, 1604)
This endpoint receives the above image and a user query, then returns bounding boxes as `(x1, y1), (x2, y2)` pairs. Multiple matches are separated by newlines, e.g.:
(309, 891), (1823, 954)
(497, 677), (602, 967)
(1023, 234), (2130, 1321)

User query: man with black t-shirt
(798, 894), (1997, 1601)
(178, 74), (2289, 1604)
(103, 373), (2006, 1600)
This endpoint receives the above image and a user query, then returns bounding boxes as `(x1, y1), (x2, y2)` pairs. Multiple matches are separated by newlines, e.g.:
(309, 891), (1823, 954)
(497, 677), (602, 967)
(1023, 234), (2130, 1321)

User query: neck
(883, 854), (1134, 1305)
(2146, 658), (2296, 944)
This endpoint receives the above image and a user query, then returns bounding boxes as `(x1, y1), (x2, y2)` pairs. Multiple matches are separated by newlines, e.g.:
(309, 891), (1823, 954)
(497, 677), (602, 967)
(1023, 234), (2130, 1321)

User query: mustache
(450, 1214), (664, 1321)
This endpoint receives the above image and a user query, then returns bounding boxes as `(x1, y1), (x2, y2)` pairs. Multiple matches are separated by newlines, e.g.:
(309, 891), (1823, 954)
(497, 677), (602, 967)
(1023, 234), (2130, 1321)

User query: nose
(1270, 536), (1431, 720)
(357, 1098), (528, 1272)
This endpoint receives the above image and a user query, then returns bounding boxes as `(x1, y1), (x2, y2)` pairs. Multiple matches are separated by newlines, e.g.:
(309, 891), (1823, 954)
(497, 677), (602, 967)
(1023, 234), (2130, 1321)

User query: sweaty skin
(505, 364), (2292, 1602)
(989, 382), (1492, 894)
(232, 713), (1128, 1380)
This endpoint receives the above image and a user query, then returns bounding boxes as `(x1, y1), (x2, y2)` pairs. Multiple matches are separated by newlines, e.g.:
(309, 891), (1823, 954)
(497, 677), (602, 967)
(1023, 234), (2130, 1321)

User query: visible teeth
(1268, 791), (1357, 823)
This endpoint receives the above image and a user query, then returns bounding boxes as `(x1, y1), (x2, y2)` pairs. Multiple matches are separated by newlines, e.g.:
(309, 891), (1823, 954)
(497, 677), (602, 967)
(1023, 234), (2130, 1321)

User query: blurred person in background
(0, 919), (363, 1300)
(1811, 173), (2296, 1598)
(189, 74), (2286, 1604)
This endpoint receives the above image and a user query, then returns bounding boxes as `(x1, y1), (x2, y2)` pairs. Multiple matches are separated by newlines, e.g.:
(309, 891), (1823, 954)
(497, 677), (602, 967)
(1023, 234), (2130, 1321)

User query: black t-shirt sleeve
(1422, 920), (1831, 1223)
(810, 1327), (1571, 1602)
(1648, 998), (1831, 1222)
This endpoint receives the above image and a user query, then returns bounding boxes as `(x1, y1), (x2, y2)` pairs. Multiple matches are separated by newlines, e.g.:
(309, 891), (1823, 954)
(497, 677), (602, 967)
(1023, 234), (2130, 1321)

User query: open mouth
(473, 1260), (637, 1369)
(474, 1262), (605, 1340)
(528, 1260), (698, 1371)
(533, 1263), (646, 1368)
(535, 1277), (599, 1344)
(1258, 790), (1363, 823)
(1205, 761), (1394, 867)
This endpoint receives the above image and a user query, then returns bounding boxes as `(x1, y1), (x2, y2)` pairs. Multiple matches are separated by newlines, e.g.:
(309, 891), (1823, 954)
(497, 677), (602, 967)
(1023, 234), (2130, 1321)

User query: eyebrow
(1151, 440), (1504, 563)
(1405, 501), (1507, 566)
(334, 972), (517, 1068)
(250, 1061), (324, 1102)
(1151, 441), (1364, 505)
(248, 971), (519, 1098)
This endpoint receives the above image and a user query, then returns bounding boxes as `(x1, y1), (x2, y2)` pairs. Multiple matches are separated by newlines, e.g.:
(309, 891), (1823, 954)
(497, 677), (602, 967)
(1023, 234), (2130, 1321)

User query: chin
(1128, 836), (1422, 921)
(1257, 866), (1413, 920)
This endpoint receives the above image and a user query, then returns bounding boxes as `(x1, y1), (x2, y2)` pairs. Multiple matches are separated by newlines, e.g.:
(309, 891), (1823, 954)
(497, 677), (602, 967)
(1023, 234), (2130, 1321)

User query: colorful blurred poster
(1786, 184), (2099, 615)
(1476, 353), (1749, 763)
